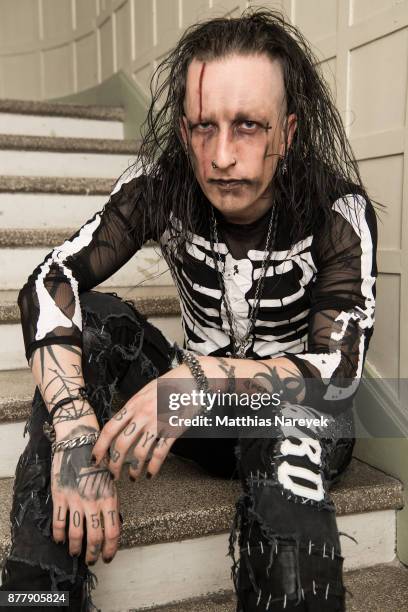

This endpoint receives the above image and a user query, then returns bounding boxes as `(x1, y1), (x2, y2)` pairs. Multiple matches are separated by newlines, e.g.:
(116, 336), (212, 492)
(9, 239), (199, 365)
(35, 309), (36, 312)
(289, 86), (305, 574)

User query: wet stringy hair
(134, 7), (381, 258)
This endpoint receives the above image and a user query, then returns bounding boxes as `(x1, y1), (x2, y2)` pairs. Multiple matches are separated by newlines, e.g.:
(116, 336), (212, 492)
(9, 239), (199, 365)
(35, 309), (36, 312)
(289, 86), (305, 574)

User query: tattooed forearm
(56, 425), (115, 500)
(52, 398), (94, 425)
(214, 356), (237, 393)
(30, 344), (97, 426)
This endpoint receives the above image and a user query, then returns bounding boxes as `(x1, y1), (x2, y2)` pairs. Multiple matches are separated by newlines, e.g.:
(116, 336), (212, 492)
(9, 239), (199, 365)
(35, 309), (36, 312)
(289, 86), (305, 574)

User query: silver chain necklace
(209, 205), (277, 358)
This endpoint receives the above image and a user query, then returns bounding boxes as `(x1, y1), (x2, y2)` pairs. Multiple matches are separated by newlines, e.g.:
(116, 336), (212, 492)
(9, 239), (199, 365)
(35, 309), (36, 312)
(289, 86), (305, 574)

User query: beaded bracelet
(176, 346), (210, 410)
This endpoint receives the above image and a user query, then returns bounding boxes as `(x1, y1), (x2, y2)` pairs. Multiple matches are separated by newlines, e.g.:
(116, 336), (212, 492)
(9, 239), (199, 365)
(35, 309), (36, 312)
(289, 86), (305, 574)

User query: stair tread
(0, 457), (403, 566)
(0, 227), (157, 248)
(136, 561), (408, 611)
(0, 286), (179, 331)
(0, 175), (115, 194)
(0, 133), (138, 154)
(0, 99), (124, 122)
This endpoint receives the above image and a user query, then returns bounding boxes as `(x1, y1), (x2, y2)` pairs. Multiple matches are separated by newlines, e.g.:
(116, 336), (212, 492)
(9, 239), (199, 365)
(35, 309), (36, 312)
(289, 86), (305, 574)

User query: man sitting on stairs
(0, 9), (378, 612)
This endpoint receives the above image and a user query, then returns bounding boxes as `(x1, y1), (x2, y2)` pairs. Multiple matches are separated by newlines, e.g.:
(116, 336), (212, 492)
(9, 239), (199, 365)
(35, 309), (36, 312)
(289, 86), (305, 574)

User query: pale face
(181, 53), (296, 224)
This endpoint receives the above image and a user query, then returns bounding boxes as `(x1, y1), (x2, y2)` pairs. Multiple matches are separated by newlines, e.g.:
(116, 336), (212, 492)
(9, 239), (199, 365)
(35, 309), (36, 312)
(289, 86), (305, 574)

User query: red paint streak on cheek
(198, 62), (206, 123)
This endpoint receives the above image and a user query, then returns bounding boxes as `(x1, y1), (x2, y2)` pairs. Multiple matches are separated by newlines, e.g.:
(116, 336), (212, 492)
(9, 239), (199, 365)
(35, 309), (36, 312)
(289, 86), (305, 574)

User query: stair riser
(0, 316), (183, 372)
(0, 150), (136, 179)
(0, 517), (394, 610)
(0, 510), (395, 612)
(0, 246), (173, 290)
(0, 193), (108, 229)
(0, 113), (124, 140)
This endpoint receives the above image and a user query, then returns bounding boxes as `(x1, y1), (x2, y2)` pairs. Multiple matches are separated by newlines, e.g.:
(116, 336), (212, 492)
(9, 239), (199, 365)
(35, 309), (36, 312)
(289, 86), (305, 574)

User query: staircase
(0, 99), (406, 611)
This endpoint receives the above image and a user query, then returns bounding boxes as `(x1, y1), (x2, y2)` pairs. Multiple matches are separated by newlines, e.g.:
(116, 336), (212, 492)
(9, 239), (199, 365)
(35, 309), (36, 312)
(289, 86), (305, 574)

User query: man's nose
(212, 129), (237, 170)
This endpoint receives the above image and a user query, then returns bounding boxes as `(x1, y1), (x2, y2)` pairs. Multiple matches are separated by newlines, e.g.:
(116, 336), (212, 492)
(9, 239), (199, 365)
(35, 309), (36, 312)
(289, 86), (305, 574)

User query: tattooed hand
(51, 423), (120, 565)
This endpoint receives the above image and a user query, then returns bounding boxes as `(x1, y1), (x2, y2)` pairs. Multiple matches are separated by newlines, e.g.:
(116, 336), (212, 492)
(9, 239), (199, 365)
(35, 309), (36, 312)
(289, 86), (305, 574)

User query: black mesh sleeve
(281, 193), (378, 412)
(18, 172), (153, 362)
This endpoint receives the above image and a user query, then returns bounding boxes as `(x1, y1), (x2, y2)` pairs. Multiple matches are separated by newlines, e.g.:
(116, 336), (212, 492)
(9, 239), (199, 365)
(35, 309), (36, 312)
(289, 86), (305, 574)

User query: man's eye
(196, 123), (212, 131)
(240, 121), (258, 130)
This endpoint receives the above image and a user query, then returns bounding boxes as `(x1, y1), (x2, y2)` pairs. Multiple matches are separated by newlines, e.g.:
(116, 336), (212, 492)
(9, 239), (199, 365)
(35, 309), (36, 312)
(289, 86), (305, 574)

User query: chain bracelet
(51, 431), (100, 457)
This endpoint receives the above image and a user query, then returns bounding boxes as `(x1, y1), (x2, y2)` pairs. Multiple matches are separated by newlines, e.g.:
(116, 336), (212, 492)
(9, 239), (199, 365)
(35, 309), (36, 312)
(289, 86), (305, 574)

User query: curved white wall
(0, 0), (250, 101)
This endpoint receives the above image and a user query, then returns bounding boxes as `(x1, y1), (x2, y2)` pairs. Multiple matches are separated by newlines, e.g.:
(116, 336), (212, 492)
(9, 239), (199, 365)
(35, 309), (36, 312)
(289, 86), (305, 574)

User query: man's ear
(286, 113), (297, 150)
(279, 113), (297, 157)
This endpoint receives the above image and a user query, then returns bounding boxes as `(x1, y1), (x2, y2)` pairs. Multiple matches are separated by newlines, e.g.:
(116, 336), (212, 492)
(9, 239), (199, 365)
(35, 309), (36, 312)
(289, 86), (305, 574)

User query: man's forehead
(184, 53), (285, 116)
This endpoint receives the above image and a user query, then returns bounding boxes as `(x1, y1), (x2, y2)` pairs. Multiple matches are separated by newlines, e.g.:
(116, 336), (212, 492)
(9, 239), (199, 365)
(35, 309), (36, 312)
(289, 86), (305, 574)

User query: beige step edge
(0, 134), (138, 154)
(0, 175), (115, 194)
(0, 99), (124, 122)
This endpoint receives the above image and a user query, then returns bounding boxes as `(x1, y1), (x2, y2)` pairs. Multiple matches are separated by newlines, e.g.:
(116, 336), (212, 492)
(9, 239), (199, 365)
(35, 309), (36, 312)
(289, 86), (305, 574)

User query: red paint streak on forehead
(198, 62), (206, 122)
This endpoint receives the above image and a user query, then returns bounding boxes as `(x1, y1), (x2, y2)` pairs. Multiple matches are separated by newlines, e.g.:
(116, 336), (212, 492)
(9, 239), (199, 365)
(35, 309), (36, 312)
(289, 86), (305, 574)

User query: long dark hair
(134, 7), (382, 258)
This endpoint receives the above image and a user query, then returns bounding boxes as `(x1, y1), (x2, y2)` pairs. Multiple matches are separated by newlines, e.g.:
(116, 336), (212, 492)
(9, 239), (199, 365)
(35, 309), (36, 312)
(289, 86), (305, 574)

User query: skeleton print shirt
(18, 172), (378, 411)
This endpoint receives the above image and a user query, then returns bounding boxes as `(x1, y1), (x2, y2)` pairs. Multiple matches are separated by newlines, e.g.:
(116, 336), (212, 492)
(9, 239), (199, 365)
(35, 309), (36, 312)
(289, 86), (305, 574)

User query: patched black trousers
(0, 290), (355, 611)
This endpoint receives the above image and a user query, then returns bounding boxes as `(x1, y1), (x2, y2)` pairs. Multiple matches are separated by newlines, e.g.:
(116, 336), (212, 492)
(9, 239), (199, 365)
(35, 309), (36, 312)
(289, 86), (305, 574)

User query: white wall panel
(115, 0), (132, 68)
(134, 0), (154, 57)
(293, 0), (337, 43)
(156, 0), (180, 40)
(359, 155), (403, 251)
(0, 0), (40, 47)
(1, 52), (42, 99)
(181, 0), (211, 28)
(349, 29), (408, 138)
(42, 0), (73, 40)
(76, 0), (99, 28)
(43, 43), (74, 98)
(368, 274), (400, 379)
(100, 17), (114, 80)
(76, 32), (99, 90)
(350, 0), (402, 25)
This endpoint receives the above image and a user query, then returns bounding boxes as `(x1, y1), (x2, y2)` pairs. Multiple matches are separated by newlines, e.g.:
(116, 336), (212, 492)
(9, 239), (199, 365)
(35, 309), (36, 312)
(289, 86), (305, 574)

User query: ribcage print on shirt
(160, 221), (318, 359)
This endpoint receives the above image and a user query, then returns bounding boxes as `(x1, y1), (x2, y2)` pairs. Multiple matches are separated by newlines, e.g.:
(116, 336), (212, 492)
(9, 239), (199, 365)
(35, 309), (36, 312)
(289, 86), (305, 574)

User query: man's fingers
(52, 499), (68, 543)
(101, 505), (121, 562)
(127, 428), (159, 478)
(85, 508), (104, 566)
(129, 435), (175, 479)
(68, 507), (84, 557)
(92, 405), (133, 465)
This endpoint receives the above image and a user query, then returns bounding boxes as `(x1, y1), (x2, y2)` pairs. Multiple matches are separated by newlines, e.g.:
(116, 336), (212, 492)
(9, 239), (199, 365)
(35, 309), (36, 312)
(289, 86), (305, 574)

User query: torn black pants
(0, 290), (355, 611)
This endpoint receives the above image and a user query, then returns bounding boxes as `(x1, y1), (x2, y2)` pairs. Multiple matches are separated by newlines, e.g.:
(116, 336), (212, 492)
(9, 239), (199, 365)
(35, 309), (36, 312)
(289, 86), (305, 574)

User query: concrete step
(0, 284), (181, 374)
(0, 194), (109, 229)
(0, 175), (114, 194)
(0, 134), (138, 178)
(0, 110), (124, 140)
(0, 457), (403, 610)
(136, 561), (408, 612)
(0, 99), (124, 122)
(0, 176), (114, 228)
